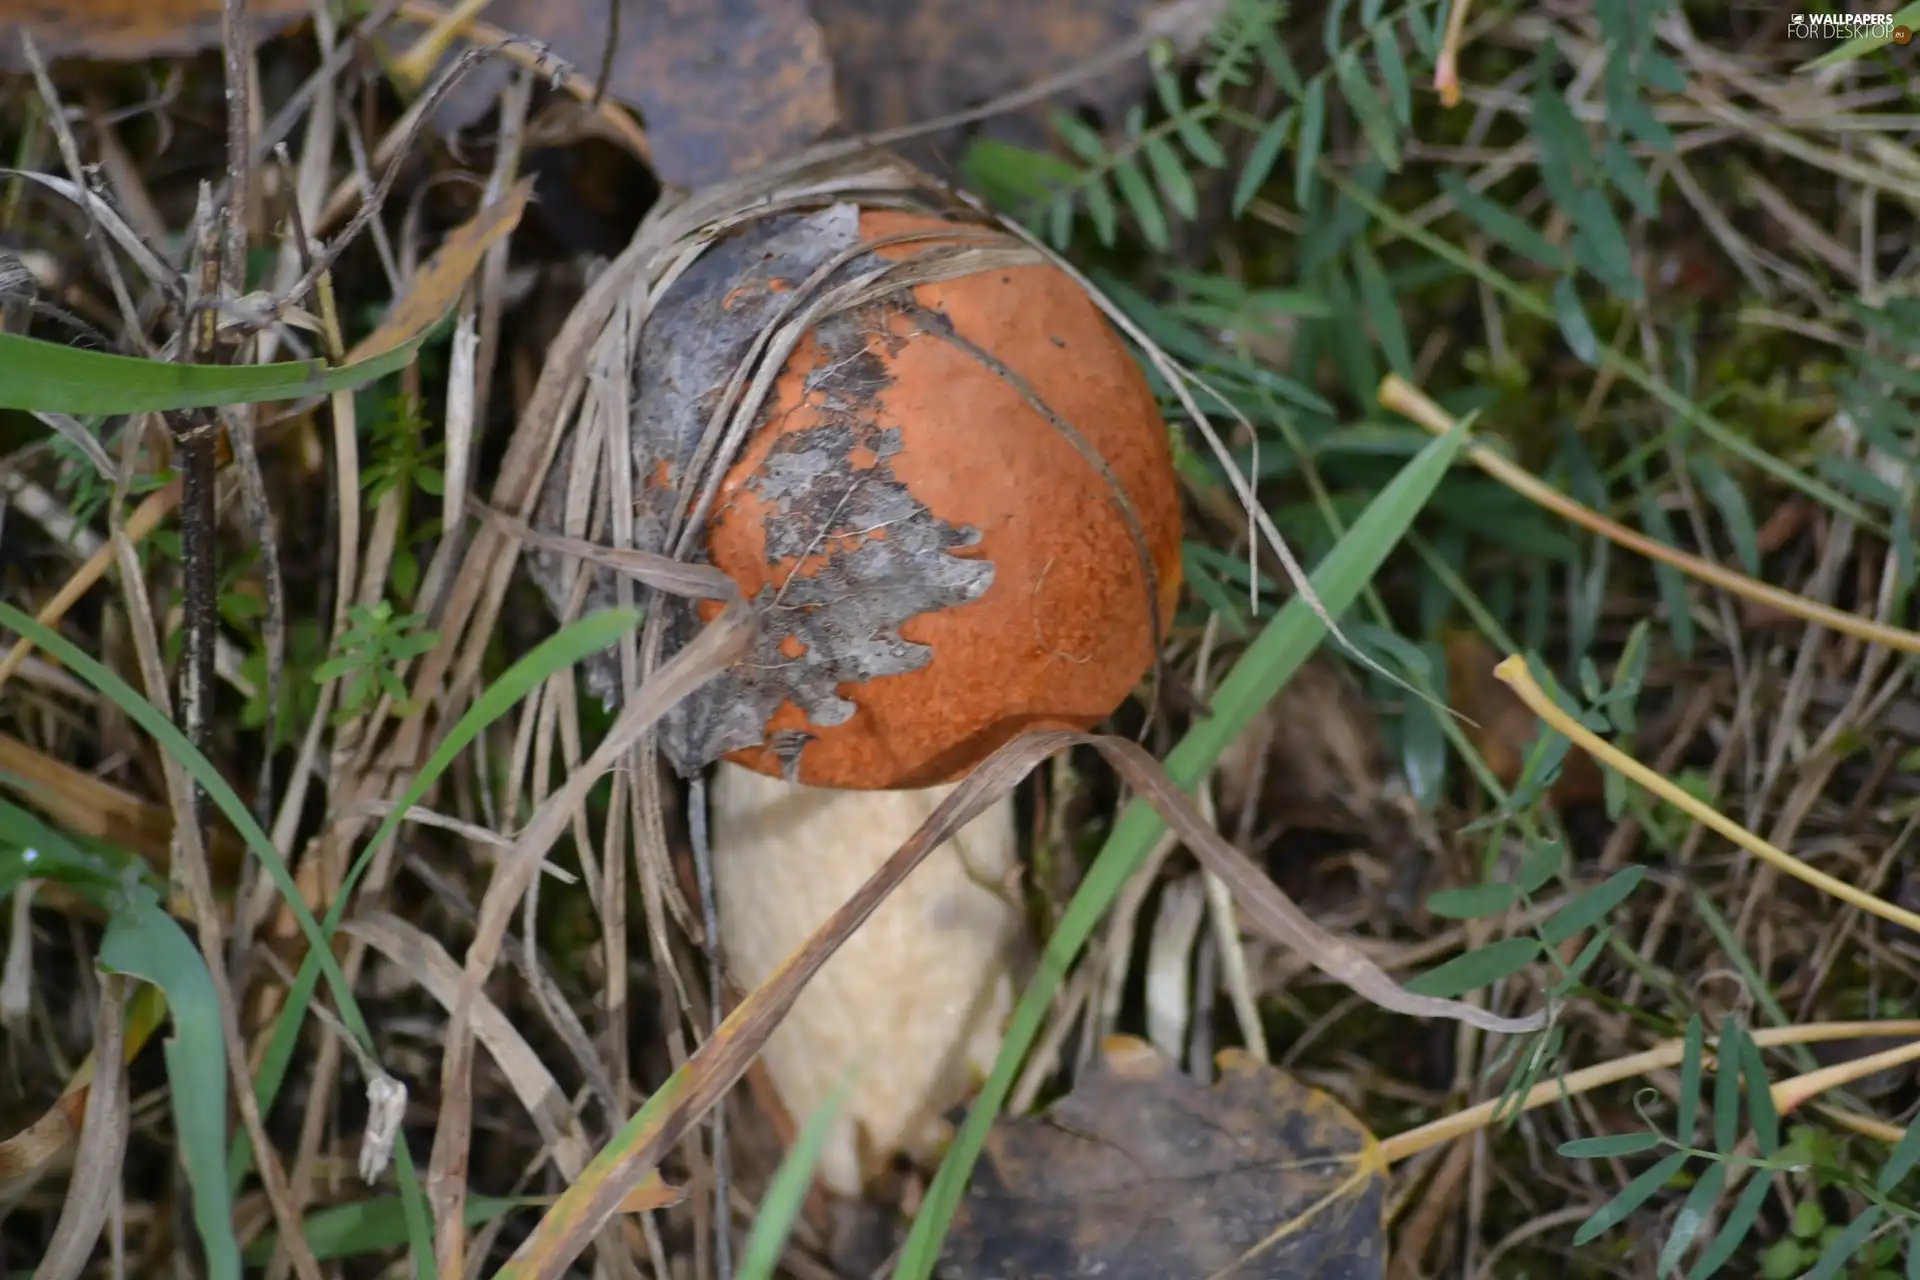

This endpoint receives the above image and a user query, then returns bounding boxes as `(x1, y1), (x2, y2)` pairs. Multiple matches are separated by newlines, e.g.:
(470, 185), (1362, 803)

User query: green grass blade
(99, 884), (241, 1280)
(1232, 107), (1293, 216)
(1687, 1168), (1770, 1279)
(1328, 168), (1880, 530)
(1803, 1207), (1884, 1280)
(1404, 936), (1543, 997)
(892, 415), (1473, 1280)
(1573, 1151), (1689, 1245)
(242, 1194), (541, 1264)
(0, 331), (423, 414)
(1878, 1111), (1920, 1194)
(0, 600), (437, 1275)
(1658, 1160), (1725, 1277)
(1675, 1014), (1704, 1142)
(1559, 1133), (1662, 1159)
(232, 608), (641, 1254)
(737, 1076), (857, 1280)
(0, 797), (157, 906)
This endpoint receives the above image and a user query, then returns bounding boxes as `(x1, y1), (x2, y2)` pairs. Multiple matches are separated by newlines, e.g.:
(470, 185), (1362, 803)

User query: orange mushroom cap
(701, 209), (1182, 790)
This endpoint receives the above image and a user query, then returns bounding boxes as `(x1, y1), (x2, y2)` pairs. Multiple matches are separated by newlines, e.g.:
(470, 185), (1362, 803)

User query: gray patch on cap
(529, 206), (995, 778)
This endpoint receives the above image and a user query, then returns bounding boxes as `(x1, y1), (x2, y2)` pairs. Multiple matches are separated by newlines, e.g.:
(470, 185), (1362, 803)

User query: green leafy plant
(240, 618), (328, 748)
(312, 600), (439, 722)
(47, 425), (172, 529)
(1559, 1017), (1920, 1278)
(360, 391), (447, 602)
(961, 0), (1433, 252)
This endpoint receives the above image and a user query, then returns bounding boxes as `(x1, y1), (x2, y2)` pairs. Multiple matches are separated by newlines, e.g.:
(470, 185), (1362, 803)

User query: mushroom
(528, 178), (1184, 1193)
(531, 197), (1183, 793)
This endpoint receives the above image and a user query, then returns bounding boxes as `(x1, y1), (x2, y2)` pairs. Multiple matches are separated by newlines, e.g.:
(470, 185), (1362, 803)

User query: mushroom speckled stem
(708, 760), (1025, 1197)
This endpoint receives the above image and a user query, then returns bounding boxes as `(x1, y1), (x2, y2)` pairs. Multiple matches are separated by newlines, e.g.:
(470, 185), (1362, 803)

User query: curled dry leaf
(414, 0), (840, 188)
(529, 168), (1181, 791)
(0, 1085), (86, 1189)
(0, 982), (161, 1193)
(0, 0), (311, 70)
(943, 1034), (1386, 1280)
(1217, 655), (1426, 853)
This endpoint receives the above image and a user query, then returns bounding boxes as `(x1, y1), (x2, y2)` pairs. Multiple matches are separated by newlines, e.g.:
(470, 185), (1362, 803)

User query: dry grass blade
(1773, 1038), (1920, 1113)
(1379, 374), (1920, 655)
(345, 913), (672, 1196)
(0, 171), (180, 293)
(472, 500), (738, 600)
(1082, 731), (1547, 1035)
(496, 724), (1545, 1279)
(346, 177), (533, 363)
(0, 732), (246, 876)
(426, 602), (753, 1279)
(28, 974), (128, 1280)
(1497, 654), (1920, 935)
(0, 985), (163, 1187)
(1381, 1020), (1920, 1164)
(0, 479), (180, 694)
(342, 911), (677, 1275)
(492, 727), (1057, 1279)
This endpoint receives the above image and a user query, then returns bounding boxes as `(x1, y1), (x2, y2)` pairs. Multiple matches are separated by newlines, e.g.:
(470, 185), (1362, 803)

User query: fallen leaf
(1446, 633), (1604, 809)
(942, 1035), (1388, 1280)
(0, 0), (312, 71)
(407, 0), (839, 189)
(410, 0), (1221, 189)
(1218, 655), (1406, 839)
(814, 0), (1205, 165)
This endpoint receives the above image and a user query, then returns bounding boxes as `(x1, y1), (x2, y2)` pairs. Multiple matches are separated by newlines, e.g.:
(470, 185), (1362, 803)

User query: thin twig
(689, 772), (732, 1280)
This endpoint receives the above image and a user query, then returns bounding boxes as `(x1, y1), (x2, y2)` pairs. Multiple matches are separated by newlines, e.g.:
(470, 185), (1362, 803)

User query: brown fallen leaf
(943, 1035), (1387, 1280)
(1446, 633), (1604, 809)
(405, 0), (840, 189)
(408, 0), (1220, 189)
(1217, 655), (1416, 840)
(815, 0), (1213, 167)
(0, 0), (312, 71)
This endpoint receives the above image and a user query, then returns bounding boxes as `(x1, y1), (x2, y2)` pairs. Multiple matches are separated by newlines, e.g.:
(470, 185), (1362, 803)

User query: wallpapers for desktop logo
(1787, 11), (1913, 43)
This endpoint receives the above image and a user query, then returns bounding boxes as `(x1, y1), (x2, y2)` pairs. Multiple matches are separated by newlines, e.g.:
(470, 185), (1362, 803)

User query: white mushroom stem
(708, 760), (1024, 1198)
